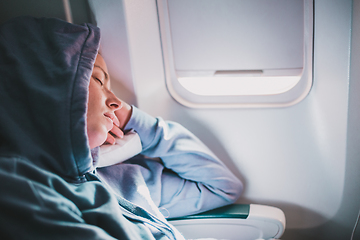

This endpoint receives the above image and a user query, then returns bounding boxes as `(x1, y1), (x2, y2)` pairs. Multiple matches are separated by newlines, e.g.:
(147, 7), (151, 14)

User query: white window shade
(157, 0), (313, 108)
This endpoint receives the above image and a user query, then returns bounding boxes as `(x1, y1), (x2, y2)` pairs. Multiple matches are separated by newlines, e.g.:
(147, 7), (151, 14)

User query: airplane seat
(95, 129), (286, 240)
(168, 204), (286, 240)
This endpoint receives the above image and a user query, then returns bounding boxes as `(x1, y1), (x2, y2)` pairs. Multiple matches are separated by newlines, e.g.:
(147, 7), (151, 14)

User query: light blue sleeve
(125, 107), (243, 218)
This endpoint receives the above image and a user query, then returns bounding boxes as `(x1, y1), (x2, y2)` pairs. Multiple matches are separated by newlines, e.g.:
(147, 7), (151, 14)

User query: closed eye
(93, 76), (103, 86)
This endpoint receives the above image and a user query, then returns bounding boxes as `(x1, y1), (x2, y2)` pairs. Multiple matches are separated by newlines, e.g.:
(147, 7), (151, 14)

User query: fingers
(104, 123), (124, 145)
(105, 132), (116, 145)
(110, 123), (124, 139)
(113, 114), (120, 128)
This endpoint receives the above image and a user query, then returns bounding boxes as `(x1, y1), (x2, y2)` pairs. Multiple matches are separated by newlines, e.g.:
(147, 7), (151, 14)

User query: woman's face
(86, 54), (122, 149)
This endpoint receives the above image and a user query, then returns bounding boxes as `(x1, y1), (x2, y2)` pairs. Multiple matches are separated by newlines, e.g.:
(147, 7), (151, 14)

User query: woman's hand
(105, 116), (123, 145)
(104, 100), (132, 145)
(115, 101), (132, 129)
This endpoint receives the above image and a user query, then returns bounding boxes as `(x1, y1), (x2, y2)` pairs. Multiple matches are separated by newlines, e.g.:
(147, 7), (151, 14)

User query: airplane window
(157, 0), (313, 108)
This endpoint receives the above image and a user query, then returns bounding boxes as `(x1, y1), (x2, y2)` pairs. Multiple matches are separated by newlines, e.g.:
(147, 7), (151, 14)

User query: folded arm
(122, 106), (243, 218)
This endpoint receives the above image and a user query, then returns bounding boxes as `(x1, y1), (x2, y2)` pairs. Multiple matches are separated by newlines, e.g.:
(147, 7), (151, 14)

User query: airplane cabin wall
(92, 1), (359, 239)
(1, 1), (359, 240)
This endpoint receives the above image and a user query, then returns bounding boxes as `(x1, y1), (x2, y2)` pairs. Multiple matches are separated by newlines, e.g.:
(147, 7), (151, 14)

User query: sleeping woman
(0, 16), (242, 239)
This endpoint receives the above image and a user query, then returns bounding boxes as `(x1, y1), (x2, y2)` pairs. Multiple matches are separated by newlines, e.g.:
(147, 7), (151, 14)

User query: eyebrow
(94, 65), (109, 81)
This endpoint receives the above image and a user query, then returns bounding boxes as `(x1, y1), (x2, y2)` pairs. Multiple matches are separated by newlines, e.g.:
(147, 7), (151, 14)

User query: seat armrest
(168, 204), (250, 221)
(168, 204), (286, 240)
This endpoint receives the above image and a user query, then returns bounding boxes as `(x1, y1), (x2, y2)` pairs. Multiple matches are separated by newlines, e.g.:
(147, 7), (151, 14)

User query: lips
(104, 112), (115, 130)
(104, 112), (115, 120)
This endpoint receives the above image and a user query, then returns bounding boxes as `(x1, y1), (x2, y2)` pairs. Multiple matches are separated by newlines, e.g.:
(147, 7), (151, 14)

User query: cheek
(86, 80), (104, 120)
(86, 81), (107, 148)
(87, 125), (108, 149)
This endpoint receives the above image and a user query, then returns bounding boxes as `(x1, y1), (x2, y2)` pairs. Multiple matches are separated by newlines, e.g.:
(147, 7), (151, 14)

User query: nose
(106, 91), (122, 111)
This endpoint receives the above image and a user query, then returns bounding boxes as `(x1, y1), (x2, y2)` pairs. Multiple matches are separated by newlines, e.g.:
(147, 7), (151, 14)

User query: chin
(88, 130), (108, 149)
(98, 134), (108, 147)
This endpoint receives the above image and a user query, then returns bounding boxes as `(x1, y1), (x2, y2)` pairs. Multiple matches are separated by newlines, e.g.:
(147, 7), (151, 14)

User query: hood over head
(0, 16), (100, 182)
